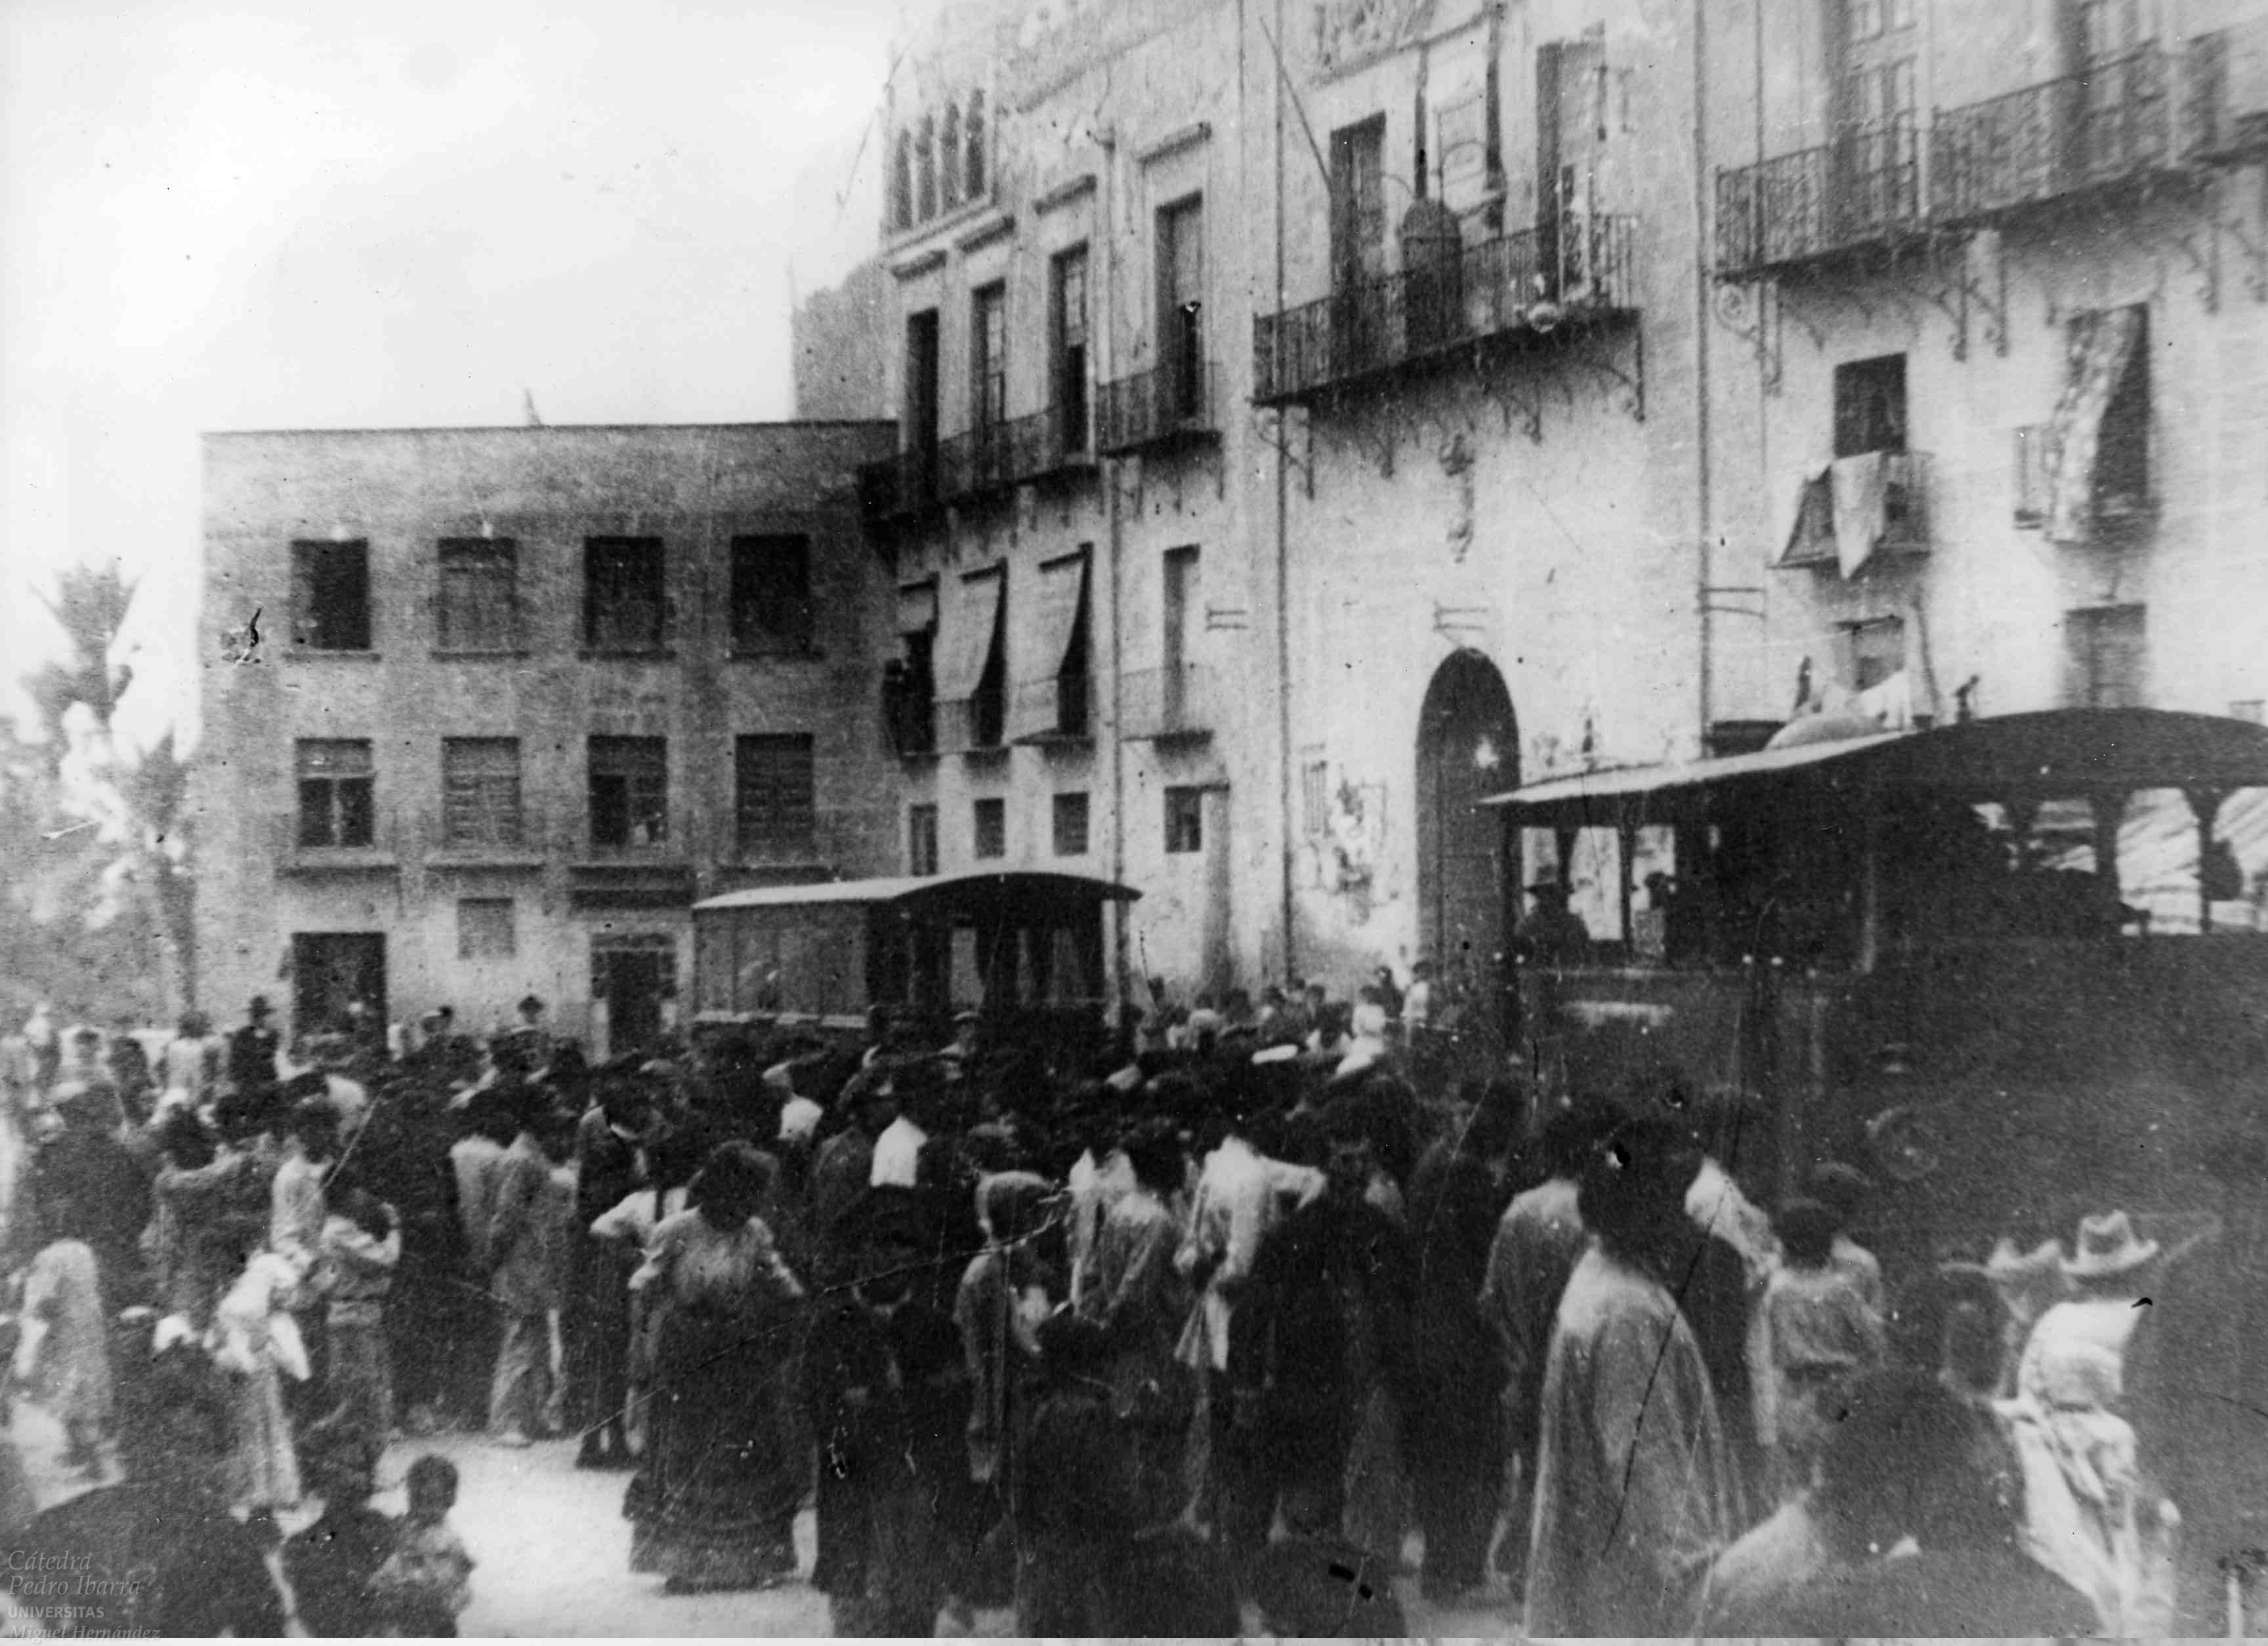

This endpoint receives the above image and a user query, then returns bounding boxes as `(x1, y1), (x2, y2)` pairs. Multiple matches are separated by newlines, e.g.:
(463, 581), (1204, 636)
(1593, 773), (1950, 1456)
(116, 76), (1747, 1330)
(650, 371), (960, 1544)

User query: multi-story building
(195, 421), (897, 1054)
(840, 0), (2268, 1002)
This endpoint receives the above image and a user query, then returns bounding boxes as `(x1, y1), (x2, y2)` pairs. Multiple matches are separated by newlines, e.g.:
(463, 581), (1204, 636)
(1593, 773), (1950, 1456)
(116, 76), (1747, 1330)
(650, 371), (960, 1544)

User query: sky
(0, 0), (910, 753)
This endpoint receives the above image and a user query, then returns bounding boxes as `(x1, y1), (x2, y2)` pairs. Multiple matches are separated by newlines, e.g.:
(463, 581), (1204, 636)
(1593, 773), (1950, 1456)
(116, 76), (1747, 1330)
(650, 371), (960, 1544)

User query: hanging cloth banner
(933, 566), (1005, 706)
(2044, 305), (2143, 545)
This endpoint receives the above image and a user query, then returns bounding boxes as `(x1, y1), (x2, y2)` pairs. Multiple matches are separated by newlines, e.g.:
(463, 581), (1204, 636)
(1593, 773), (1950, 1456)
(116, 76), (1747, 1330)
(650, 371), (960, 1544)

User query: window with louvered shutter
(438, 541), (519, 651)
(734, 734), (816, 859)
(442, 738), (522, 847)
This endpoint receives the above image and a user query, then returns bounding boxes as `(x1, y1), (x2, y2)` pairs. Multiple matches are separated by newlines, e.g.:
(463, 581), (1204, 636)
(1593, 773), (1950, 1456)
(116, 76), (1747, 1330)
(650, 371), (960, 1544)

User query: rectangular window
(291, 541), (372, 651)
(440, 738), (523, 848)
(973, 797), (1007, 860)
(583, 537), (666, 652)
(456, 898), (516, 960)
(1157, 196), (1206, 417)
(908, 803), (940, 876)
(734, 733), (817, 860)
(972, 282), (1007, 430)
(729, 535), (814, 656)
(588, 736), (668, 849)
(295, 739), (375, 848)
(1052, 247), (1089, 452)
(1053, 791), (1090, 856)
(1165, 786), (1205, 854)
(2096, 307), (2151, 510)
(906, 309), (941, 494)
(436, 539), (518, 652)
(1832, 354), (1908, 457)
(2065, 605), (2148, 709)
(1302, 757), (1331, 837)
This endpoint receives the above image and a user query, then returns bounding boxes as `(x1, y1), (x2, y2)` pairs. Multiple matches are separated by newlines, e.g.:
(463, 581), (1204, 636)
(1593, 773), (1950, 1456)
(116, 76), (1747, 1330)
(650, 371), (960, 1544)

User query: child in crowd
(369, 1453), (476, 1635)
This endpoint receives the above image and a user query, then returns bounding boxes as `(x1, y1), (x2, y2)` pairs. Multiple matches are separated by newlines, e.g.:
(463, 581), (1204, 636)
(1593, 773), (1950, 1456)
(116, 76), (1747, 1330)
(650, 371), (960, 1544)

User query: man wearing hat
(1515, 879), (1591, 965)
(226, 997), (282, 1106)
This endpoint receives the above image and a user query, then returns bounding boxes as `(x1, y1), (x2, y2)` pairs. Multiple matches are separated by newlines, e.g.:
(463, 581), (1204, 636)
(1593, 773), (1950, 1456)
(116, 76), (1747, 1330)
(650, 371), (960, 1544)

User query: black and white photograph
(5, 0), (2268, 1635)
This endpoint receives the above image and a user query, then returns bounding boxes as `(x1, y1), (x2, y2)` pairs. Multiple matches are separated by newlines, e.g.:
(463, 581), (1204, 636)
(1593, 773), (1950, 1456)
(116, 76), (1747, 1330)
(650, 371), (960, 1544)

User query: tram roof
(694, 868), (1141, 916)
(1482, 709), (2268, 826)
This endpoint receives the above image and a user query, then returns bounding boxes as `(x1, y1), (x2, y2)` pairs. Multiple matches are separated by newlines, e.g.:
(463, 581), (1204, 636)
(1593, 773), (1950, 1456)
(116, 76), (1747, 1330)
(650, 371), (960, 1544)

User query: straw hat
(2063, 1210), (2159, 1280)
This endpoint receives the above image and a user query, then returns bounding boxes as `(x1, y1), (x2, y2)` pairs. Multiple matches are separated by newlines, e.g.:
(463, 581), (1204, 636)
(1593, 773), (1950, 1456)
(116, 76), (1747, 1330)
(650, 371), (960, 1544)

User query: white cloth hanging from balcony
(1831, 451), (1891, 578)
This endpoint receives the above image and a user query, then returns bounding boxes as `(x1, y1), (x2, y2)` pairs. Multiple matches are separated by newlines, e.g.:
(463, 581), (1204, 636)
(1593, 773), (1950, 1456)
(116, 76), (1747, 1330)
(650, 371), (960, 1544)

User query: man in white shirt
(869, 1076), (931, 1189)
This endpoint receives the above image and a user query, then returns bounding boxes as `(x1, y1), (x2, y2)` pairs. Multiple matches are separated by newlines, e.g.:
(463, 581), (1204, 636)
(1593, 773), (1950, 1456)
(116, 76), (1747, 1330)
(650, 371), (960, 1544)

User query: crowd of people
(0, 973), (2208, 1636)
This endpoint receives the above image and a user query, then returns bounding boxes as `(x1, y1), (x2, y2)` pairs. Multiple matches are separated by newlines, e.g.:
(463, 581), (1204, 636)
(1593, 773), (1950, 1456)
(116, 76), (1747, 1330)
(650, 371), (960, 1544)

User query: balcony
(1715, 120), (1922, 280)
(2013, 425), (2154, 534)
(1095, 358), (1219, 457)
(858, 446), (942, 525)
(1122, 664), (1214, 742)
(1931, 48), (2179, 224)
(1005, 403), (1096, 484)
(938, 421), (1017, 505)
(2188, 18), (2268, 163)
(1781, 451), (1934, 568)
(939, 690), (1010, 756)
(1253, 217), (1638, 406)
(1011, 674), (1093, 744)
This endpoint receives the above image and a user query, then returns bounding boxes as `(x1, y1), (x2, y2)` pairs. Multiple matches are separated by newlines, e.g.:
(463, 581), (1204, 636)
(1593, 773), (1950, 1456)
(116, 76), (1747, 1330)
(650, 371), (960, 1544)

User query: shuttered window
(1053, 791), (1090, 856)
(589, 736), (668, 848)
(441, 738), (523, 848)
(735, 734), (816, 859)
(437, 540), (519, 651)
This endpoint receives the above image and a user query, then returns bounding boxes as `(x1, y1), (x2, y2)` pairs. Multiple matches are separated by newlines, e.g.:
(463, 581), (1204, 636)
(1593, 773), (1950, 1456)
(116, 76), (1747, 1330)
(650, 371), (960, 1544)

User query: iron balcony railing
(2188, 18), (2268, 162)
(1006, 403), (1096, 484)
(1121, 664), (1214, 741)
(1095, 358), (1219, 455)
(1011, 674), (1093, 742)
(1253, 215), (1638, 405)
(1715, 119), (1922, 278)
(938, 421), (1016, 504)
(1931, 47), (2175, 223)
(858, 446), (941, 523)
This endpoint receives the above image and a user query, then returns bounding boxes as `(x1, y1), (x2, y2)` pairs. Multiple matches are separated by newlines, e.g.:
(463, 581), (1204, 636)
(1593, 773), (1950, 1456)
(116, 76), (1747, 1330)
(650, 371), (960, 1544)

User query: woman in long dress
(626, 1141), (805, 1592)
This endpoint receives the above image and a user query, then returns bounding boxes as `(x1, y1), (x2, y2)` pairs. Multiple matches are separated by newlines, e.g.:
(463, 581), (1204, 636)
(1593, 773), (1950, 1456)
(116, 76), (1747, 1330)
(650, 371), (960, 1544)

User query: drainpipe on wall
(1692, 0), (1716, 749)
(1273, 0), (1298, 982)
(1102, 121), (1129, 1027)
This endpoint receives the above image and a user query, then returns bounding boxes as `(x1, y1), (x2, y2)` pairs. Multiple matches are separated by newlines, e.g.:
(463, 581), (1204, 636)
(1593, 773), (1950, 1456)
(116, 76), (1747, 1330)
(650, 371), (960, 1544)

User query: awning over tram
(695, 868), (1141, 916)
(1482, 709), (2268, 826)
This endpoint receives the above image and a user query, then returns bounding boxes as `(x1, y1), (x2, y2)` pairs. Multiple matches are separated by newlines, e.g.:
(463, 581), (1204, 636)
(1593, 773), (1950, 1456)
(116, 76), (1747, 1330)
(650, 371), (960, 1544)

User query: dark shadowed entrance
(1416, 649), (1519, 998)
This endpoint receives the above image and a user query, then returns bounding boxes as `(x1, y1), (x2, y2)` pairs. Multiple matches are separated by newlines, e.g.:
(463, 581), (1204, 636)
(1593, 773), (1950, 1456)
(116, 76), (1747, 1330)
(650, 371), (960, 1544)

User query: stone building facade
(844, 0), (2268, 1001)
(194, 422), (898, 1053)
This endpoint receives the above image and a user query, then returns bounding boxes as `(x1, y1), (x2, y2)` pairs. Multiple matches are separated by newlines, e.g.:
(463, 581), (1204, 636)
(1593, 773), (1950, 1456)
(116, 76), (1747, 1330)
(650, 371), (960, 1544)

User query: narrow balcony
(858, 446), (942, 525)
(2188, 17), (2268, 163)
(2013, 425), (2155, 535)
(1006, 403), (1097, 484)
(1780, 451), (1934, 569)
(938, 421), (1016, 505)
(1095, 359), (1220, 457)
(1011, 674), (1093, 745)
(938, 690), (1010, 757)
(1931, 47), (2179, 225)
(1715, 119), (1923, 280)
(1253, 216), (1638, 406)
(1122, 664), (1214, 742)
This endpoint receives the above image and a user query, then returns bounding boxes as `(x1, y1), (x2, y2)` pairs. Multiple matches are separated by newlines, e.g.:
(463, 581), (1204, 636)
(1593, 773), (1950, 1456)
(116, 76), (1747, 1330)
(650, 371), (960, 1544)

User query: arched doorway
(1415, 649), (1519, 1000)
